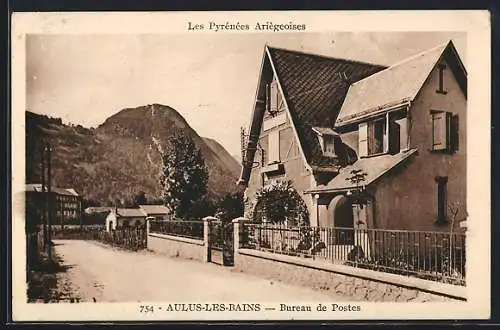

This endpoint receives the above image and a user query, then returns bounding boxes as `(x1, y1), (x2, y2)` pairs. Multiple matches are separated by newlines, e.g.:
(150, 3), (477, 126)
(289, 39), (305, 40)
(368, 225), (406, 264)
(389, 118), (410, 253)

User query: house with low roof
(105, 207), (147, 232)
(238, 40), (467, 232)
(138, 204), (170, 221)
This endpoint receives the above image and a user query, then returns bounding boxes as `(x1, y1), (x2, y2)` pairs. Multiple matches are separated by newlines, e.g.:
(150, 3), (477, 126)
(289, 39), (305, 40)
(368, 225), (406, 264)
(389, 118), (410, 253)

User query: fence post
(203, 216), (217, 263)
(232, 217), (249, 266)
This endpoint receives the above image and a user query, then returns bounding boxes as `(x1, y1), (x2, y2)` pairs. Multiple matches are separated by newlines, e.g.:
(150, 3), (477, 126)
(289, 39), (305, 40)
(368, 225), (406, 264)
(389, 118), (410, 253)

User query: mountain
(25, 104), (241, 206)
(202, 137), (241, 178)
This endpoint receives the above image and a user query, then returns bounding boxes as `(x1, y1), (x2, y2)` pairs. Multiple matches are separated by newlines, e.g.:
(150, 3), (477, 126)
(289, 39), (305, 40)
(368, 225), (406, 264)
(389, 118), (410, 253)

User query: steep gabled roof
(267, 47), (386, 167)
(336, 40), (467, 126)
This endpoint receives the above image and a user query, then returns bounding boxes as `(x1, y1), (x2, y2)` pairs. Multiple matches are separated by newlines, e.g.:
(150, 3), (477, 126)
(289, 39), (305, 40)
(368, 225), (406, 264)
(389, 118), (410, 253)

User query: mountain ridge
(26, 104), (241, 206)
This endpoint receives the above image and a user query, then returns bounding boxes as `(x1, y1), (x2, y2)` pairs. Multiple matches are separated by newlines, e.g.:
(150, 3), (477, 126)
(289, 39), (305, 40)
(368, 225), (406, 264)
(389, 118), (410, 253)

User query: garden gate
(208, 220), (234, 266)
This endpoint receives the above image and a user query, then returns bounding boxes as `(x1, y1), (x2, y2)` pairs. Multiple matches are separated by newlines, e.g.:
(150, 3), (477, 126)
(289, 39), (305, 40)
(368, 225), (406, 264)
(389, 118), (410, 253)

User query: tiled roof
(267, 47), (386, 167)
(139, 204), (170, 215)
(306, 149), (418, 193)
(26, 183), (80, 196)
(116, 208), (146, 218)
(336, 41), (466, 125)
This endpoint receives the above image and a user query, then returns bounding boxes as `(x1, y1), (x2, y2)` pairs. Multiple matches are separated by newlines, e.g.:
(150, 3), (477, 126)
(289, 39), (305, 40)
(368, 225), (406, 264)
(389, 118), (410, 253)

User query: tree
(134, 191), (147, 206)
(215, 191), (244, 223)
(185, 197), (216, 220)
(253, 180), (309, 226)
(346, 168), (368, 226)
(160, 131), (209, 218)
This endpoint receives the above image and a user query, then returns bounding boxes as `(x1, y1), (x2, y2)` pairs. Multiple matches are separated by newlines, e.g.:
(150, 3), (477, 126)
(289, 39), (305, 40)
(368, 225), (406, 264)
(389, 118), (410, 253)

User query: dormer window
(358, 108), (409, 157)
(312, 127), (338, 157)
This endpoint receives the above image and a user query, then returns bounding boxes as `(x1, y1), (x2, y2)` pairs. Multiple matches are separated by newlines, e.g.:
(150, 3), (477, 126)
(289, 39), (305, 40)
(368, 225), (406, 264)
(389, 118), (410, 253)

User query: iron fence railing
(149, 220), (204, 240)
(240, 223), (466, 286)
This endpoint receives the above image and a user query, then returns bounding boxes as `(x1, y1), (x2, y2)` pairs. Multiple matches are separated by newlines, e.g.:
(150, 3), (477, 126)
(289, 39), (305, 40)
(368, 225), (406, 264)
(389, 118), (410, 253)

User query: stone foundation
(233, 249), (466, 302)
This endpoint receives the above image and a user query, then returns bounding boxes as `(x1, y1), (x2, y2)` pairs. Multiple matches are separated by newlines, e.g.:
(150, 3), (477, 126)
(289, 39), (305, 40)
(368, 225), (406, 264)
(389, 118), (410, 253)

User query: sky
(26, 32), (466, 158)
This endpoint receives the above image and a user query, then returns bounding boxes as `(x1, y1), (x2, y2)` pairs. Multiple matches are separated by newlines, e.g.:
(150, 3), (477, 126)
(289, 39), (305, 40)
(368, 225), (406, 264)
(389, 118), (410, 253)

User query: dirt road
(53, 240), (342, 303)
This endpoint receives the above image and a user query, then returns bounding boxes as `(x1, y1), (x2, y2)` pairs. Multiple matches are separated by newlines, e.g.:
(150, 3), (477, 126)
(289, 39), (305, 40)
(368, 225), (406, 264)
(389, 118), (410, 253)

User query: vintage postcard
(11, 10), (491, 321)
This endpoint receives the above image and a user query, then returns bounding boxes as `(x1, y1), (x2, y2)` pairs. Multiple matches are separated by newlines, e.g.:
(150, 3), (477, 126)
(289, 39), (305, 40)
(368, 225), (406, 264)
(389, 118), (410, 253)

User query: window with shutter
(358, 122), (368, 157)
(368, 118), (385, 155)
(431, 111), (455, 152)
(268, 130), (280, 164)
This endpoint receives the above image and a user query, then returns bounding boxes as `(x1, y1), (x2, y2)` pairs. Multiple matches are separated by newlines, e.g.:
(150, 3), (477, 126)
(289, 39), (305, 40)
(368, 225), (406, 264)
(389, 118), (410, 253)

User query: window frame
(435, 176), (448, 224)
(367, 117), (386, 156)
(436, 63), (448, 95)
(430, 110), (458, 153)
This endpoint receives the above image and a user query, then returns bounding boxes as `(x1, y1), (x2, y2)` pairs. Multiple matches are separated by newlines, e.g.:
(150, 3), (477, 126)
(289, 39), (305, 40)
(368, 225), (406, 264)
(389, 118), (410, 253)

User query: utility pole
(41, 142), (47, 250)
(46, 142), (53, 260)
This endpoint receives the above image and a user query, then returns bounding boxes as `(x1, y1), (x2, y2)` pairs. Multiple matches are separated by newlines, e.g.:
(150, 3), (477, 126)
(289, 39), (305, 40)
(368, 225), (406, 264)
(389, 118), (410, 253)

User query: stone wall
(232, 249), (466, 302)
(148, 233), (206, 262)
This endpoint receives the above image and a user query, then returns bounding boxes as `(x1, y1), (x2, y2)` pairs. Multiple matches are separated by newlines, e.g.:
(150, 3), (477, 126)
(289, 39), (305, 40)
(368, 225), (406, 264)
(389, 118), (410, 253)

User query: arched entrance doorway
(328, 194), (354, 244)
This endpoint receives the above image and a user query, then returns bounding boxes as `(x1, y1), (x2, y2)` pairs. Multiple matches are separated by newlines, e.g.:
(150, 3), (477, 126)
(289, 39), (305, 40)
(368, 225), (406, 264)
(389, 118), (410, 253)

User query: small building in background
(105, 208), (147, 232)
(83, 206), (115, 226)
(138, 204), (170, 221)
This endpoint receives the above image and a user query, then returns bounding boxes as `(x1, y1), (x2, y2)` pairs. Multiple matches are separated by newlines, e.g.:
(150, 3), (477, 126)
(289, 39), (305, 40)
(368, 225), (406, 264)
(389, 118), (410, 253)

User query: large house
(238, 40), (466, 232)
(25, 183), (82, 227)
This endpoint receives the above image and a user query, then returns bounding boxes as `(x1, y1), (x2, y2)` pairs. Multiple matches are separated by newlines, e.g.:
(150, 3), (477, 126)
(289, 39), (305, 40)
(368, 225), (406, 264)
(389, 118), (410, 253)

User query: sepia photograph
(11, 11), (490, 321)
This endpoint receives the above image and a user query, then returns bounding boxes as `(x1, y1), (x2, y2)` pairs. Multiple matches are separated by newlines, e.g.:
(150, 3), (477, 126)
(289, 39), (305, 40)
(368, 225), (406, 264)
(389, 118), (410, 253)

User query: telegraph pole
(41, 142), (47, 250)
(46, 142), (53, 260)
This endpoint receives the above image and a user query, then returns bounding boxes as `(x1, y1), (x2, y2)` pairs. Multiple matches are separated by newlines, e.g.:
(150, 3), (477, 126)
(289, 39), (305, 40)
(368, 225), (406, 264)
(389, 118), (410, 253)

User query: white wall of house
(105, 211), (117, 232)
(105, 211), (147, 232)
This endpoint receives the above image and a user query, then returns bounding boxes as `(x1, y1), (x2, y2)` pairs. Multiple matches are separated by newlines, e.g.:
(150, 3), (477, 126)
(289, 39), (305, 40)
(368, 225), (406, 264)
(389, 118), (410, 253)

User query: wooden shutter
(270, 81), (278, 114)
(396, 117), (409, 150)
(268, 130), (280, 163)
(388, 119), (401, 155)
(450, 114), (459, 153)
(432, 112), (447, 150)
(358, 122), (368, 157)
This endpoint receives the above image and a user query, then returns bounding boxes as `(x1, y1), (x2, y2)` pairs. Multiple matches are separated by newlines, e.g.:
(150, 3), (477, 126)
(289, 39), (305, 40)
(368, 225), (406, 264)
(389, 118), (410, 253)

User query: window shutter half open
(432, 112), (447, 150)
(358, 122), (368, 157)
